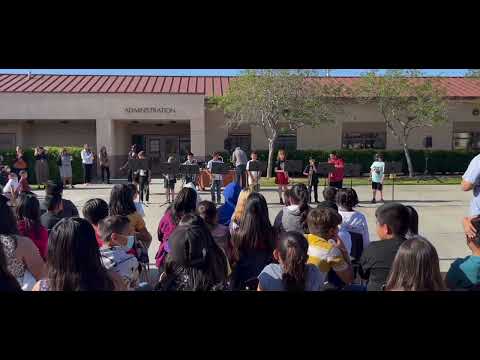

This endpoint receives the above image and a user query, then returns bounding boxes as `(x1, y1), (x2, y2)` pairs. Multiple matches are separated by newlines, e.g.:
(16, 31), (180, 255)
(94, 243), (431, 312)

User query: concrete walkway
(32, 180), (472, 273)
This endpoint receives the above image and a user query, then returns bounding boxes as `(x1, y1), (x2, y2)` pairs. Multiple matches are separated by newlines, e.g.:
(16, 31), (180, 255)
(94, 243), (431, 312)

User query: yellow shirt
(305, 233), (348, 273)
(127, 212), (146, 234)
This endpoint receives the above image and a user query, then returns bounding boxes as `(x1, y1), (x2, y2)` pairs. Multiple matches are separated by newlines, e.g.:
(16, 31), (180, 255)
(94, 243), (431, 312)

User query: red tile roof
(0, 74), (479, 98)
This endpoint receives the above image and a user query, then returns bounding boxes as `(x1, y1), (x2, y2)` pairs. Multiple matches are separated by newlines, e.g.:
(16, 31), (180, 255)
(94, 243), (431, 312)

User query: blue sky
(0, 69), (470, 76)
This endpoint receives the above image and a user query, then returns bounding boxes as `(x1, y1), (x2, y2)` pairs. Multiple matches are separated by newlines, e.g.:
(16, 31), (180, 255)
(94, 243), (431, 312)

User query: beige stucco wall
(0, 92), (479, 164)
(205, 109), (229, 155)
(0, 93), (206, 156)
(20, 120), (96, 149)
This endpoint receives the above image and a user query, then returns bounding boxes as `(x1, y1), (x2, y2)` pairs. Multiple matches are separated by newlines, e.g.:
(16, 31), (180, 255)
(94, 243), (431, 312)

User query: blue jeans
(211, 180), (222, 203)
(341, 284), (367, 292)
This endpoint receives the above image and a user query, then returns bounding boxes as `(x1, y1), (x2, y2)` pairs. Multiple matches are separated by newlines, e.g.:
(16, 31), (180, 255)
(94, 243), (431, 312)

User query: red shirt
(17, 220), (48, 260)
(92, 224), (104, 247)
(328, 158), (345, 182)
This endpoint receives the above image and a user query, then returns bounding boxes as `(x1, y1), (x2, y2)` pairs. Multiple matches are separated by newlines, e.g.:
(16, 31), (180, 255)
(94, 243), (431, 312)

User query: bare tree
(353, 69), (448, 177)
(210, 69), (347, 178)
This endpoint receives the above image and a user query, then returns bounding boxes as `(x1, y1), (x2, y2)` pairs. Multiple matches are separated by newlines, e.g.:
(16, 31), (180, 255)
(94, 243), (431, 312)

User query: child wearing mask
(98, 215), (140, 290)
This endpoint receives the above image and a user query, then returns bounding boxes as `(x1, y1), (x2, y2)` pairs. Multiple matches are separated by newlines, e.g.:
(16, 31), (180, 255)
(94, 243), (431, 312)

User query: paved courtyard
(33, 180), (472, 273)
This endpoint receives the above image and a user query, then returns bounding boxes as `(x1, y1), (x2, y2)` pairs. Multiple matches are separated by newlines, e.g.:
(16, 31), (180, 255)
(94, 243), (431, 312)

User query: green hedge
(1, 147), (84, 184)
(234, 149), (477, 175)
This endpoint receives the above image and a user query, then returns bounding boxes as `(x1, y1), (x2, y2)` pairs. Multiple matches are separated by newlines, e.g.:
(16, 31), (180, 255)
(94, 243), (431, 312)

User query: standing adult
(58, 148), (74, 189)
(98, 146), (110, 184)
(462, 153), (480, 237)
(120, 145), (138, 183)
(231, 146), (248, 189)
(328, 151), (345, 189)
(34, 146), (49, 189)
(80, 144), (95, 185)
(12, 146), (28, 177)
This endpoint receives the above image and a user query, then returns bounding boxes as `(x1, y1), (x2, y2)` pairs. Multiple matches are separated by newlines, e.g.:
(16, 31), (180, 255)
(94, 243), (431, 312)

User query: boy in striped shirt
(305, 207), (354, 285)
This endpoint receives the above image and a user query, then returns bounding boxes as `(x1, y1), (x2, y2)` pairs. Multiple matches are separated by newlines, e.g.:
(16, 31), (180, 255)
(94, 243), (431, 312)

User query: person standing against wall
(34, 146), (49, 190)
(328, 151), (345, 189)
(58, 148), (74, 189)
(231, 146), (248, 189)
(99, 146), (110, 184)
(12, 146), (28, 177)
(81, 144), (95, 186)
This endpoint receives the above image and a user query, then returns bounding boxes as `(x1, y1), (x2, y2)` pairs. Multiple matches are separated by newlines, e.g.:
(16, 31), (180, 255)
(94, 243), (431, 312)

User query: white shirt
(338, 209), (370, 249)
(246, 160), (261, 185)
(81, 150), (94, 165)
(135, 202), (145, 217)
(3, 178), (19, 194)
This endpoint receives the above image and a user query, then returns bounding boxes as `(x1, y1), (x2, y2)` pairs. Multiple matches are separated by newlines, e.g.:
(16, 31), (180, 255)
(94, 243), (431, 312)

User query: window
(342, 132), (386, 149)
(0, 133), (16, 151)
(453, 132), (480, 151)
(225, 125), (251, 153)
(275, 128), (297, 151)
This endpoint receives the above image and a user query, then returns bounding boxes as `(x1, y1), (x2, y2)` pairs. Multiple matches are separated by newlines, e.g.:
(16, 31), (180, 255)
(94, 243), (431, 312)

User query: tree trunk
(403, 144), (414, 178)
(267, 137), (276, 179)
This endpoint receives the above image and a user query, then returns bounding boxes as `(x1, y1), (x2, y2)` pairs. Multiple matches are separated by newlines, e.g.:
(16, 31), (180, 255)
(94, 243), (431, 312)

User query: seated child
(82, 198), (109, 247)
(40, 194), (63, 232)
(98, 215), (140, 290)
(336, 188), (370, 250)
(197, 200), (234, 263)
(3, 172), (19, 202)
(305, 207), (354, 285)
(359, 203), (409, 291)
(446, 216), (480, 289)
(17, 170), (32, 194)
(258, 231), (324, 291)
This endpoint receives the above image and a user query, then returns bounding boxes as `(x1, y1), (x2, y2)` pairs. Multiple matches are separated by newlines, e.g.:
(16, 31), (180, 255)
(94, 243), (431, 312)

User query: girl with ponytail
(273, 183), (311, 234)
(257, 231), (324, 291)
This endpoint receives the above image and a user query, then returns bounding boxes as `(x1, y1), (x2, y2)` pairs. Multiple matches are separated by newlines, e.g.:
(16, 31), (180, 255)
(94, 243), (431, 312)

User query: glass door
(146, 136), (179, 162)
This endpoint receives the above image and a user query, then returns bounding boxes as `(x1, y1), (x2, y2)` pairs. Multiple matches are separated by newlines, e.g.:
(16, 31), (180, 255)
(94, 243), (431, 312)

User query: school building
(0, 73), (479, 177)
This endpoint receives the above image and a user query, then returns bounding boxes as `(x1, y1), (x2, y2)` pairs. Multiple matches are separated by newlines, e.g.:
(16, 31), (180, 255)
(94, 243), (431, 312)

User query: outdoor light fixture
(131, 121), (139, 124)
(26, 120), (34, 125)
(155, 123), (164, 127)
(473, 108), (479, 116)
(59, 120), (69, 124)
(170, 120), (176, 124)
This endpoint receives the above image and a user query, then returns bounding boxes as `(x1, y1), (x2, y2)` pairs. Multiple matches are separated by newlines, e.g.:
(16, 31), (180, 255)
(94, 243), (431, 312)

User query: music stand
(344, 163), (362, 189)
(283, 160), (303, 175)
(246, 160), (266, 173)
(179, 164), (200, 187)
(317, 163), (335, 187)
(211, 162), (231, 175)
(416, 150), (443, 184)
(385, 161), (403, 201)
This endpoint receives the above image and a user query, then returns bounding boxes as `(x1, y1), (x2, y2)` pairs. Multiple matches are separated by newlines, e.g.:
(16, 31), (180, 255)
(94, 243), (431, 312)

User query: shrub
(0, 147), (84, 184)
(245, 149), (476, 176)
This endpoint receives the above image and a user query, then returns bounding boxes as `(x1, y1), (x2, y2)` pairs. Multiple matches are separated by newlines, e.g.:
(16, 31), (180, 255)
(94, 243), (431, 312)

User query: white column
(190, 114), (206, 159)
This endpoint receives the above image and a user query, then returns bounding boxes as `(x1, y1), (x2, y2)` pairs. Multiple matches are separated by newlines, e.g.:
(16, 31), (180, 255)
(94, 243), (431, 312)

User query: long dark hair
(197, 200), (217, 228)
(169, 187), (197, 225)
(161, 215), (228, 291)
(233, 192), (275, 252)
(385, 236), (445, 291)
(405, 205), (419, 238)
(47, 217), (115, 291)
(16, 193), (42, 239)
(277, 231), (309, 291)
(288, 183), (310, 232)
(0, 195), (18, 236)
(336, 188), (359, 211)
(109, 184), (137, 216)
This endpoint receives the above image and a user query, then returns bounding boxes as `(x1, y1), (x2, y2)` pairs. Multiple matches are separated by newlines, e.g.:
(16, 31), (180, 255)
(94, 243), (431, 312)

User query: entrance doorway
(146, 136), (180, 161)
